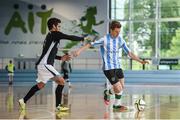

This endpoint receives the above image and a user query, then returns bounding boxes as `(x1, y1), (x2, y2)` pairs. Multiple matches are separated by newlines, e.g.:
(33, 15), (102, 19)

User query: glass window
(160, 21), (180, 58)
(161, 0), (180, 18)
(110, 0), (180, 70)
(111, 0), (129, 20)
(132, 22), (155, 58)
(132, 0), (156, 20)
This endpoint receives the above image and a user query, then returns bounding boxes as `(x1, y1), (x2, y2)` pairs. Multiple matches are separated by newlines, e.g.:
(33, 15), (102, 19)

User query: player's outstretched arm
(128, 52), (149, 64)
(72, 43), (91, 57)
(55, 54), (71, 61)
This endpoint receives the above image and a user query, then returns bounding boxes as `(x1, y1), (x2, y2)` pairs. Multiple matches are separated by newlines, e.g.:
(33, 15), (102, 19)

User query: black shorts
(103, 69), (124, 85)
(62, 70), (69, 79)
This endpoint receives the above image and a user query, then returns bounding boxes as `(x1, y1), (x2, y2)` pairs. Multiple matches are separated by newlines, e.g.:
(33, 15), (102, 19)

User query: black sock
(56, 85), (64, 107)
(23, 84), (40, 103)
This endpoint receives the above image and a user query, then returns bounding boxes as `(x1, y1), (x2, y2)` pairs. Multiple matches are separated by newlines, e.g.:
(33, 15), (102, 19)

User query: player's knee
(114, 87), (122, 93)
(57, 78), (65, 85)
(37, 82), (45, 89)
(114, 89), (120, 93)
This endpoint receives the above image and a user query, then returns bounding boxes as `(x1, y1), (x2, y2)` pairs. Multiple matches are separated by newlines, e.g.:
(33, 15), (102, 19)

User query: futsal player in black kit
(19, 18), (85, 113)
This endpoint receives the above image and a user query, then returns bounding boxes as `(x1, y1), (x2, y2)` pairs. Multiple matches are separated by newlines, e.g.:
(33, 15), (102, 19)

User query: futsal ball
(134, 98), (146, 111)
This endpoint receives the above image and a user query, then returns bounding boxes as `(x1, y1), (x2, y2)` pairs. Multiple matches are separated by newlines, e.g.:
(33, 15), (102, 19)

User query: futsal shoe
(113, 105), (128, 112)
(104, 90), (110, 105)
(56, 104), (69, 112)
(19, 99), (26, 110)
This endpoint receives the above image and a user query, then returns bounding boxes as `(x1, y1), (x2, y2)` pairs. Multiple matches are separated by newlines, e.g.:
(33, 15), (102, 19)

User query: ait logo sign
(4, 4), (53, 35)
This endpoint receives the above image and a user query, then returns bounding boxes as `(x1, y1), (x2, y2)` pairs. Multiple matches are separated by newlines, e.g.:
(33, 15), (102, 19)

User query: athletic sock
(105, 88), (114, 95)
(23, 84), (40, 103)
(56, 85), (64, 107)
(109, 88), (114, 94)
(114, 91), (123, 106)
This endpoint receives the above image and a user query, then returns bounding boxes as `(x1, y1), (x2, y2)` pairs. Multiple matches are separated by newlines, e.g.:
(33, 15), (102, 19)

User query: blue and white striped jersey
(91, 34), (130, 70)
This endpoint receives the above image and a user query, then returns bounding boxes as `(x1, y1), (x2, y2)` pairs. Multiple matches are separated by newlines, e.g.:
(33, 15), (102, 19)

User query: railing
(0, 57), (180, 70)
(1, 69), (180, 84)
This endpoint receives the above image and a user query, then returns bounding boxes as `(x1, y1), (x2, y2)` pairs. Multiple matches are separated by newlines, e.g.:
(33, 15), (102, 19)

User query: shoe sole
(56, 108), (69, 112)
(60, 109), (69, 112)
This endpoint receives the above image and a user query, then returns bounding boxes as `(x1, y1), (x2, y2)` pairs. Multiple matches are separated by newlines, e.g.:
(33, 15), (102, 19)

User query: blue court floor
(1, 82), (180, 119)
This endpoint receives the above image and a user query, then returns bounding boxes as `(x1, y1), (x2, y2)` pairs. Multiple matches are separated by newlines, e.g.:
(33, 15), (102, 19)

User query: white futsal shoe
(56, 104), (69, 112)
(19, 98), (26, 110)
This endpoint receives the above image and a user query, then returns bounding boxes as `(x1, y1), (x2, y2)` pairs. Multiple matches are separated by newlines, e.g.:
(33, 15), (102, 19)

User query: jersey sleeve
(119, 36), (130, 54)
(56, 32), (84, 41)
(90, 38), (104, 47)
(55, 55), (62, 60)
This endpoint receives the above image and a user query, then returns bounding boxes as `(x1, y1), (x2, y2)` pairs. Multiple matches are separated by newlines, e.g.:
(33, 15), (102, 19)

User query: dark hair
(47, 18), (61, 30)
(110, 21), (121, 30)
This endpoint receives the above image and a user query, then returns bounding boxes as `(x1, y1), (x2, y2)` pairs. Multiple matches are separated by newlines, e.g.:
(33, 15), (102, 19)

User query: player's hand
(83, 34), (97, 41)
(141, 60), (149, 64)
(84, 36), (92, 41)
(61, 54), (71, 61)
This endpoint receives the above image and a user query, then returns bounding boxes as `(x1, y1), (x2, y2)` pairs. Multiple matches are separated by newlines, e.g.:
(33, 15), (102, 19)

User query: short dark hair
(47, 18), (61, 30)
(110, 21), (121, 30)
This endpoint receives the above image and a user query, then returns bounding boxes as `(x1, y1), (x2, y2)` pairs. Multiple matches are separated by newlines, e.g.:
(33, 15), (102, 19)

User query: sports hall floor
(1, 82), (180, 119)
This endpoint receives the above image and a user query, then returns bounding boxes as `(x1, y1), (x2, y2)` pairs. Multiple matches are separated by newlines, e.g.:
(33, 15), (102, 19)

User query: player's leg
(112, 79), (126, 110)
(64, 71), (71, 87)
(62, 72), (71, 106)
(8, 73), (12, 85)
(18, 65), (50, 110)
(25, 82), (45, 102)
(112, 69), (127, 111)
(103, 70), (115, 105)
(52, 76), (69, 112)
(64, 71), (68, 80)
(10, 74), (13, 84)
(19, 82), (45, 110)
(53, 76), (65, 107)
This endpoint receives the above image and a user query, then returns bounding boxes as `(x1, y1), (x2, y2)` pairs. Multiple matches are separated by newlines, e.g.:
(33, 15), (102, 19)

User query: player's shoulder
(49, 31), (65, 38)
(102, 34), (109, 39)
(117, 35), (125, 41)
(117, 34), (122, 38)
(50, 31), (62, 34)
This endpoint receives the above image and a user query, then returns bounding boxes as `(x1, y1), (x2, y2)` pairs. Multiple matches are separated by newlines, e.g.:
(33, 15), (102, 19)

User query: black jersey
(36, 31), (83, 66)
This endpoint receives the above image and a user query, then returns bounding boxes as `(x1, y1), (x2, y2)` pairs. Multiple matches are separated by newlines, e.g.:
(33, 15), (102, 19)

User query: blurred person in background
(5, 60), (15, 85)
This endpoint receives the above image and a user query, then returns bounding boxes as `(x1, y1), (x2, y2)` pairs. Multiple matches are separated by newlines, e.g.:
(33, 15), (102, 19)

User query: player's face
(53, 23), (61, 31)
(56, 23), (61, 31)
(111, 28), (120, 38)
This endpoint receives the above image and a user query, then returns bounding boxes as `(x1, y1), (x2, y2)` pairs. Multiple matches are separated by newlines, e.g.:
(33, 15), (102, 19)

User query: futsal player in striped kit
(18, 17), (85, 113)
(73, 21), (149, 111)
